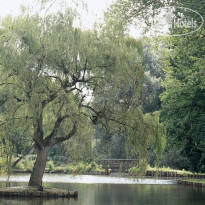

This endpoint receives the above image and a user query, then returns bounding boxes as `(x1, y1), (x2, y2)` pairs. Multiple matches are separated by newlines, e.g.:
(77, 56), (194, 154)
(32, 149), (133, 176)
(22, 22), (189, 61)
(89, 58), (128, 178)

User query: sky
(0, 0), (144, 38)
(0, 0), (116, 28)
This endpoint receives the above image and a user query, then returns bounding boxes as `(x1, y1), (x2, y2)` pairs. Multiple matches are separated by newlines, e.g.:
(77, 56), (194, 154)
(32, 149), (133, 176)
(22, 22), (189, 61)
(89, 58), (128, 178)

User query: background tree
(91, 0), (167, 169)
(160, 0), (205, 172)
(141, 44), (165, 114)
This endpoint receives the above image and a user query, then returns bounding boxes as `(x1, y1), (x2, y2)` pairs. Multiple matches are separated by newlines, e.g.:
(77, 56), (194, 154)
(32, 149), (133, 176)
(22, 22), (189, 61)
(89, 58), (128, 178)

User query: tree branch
(49, 121), (78, 146)
(12, 143), (35, 168)
(33, 115), (44, 149)
(43, 114), (71, 145)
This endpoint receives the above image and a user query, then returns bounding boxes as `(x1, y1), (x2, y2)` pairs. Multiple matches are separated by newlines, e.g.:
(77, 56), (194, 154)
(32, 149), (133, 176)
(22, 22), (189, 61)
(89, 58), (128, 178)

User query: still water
(0, 174), (204, 205)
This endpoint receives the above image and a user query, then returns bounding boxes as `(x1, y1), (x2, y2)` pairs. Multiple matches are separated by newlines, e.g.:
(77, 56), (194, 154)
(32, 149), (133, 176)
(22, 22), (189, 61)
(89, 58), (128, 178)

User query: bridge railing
(98, 159), (138, 172)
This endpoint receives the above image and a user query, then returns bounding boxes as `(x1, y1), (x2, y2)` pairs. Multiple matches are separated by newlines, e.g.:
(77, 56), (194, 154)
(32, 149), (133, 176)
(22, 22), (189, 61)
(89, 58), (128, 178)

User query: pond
(0, 174), (204, 205)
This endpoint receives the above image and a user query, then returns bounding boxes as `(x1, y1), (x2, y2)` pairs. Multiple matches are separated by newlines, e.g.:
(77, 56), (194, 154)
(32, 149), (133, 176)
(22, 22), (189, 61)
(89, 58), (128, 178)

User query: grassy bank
(46, 161), (105, 174)
(128, 165), (205, 178)
(179, 179), (205, 184)
(10, 159), (105, 174)
(128, 166), (192, 175)
(147, 166), (193, 175)
(0, 156), (105, 175)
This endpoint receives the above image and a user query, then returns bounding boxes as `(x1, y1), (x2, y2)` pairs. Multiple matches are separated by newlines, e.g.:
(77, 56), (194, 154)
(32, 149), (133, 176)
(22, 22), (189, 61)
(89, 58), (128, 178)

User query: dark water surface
(0, 174), (204, 205)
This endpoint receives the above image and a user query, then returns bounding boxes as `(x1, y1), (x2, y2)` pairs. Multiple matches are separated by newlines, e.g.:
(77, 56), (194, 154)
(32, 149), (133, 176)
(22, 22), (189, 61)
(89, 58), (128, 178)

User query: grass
(1, 157), (105, 175)
(0, 157), (35, 174)
(128, 165), (205, 176)
(45, 161), (105, 174)
(181, 179), (205, 184)
(147, 166), (194, 175)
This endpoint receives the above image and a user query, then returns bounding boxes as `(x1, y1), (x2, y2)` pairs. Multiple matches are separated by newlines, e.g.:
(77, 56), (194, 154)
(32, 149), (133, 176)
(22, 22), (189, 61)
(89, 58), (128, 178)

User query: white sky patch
(0, 0), (116, 30)
(0, 0), (27, 17)
(80, 0), (115, 29)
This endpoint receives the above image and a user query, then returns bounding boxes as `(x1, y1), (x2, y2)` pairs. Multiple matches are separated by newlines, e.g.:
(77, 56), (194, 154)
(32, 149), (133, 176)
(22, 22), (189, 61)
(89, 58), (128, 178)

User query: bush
(10, 158), (104, 174)
(15, 161), (25, 170)
(128, 167), (142, 175)
(13, 158), (34, 171)
(65, 161), (104, 174)
(0, 158), (6, 174)
(46, 161), (55, 173)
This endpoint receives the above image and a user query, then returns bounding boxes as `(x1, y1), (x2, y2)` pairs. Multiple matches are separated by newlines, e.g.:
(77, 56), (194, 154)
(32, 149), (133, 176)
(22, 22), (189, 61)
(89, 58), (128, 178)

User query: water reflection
(0, 197), (78, 205)
(0, 179), (204, 205)
(0, 174), (176, 184)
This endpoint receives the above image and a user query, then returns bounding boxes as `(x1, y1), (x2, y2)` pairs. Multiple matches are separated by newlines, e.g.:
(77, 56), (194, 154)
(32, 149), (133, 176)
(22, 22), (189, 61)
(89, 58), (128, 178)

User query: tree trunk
(28, 146), (50, 187)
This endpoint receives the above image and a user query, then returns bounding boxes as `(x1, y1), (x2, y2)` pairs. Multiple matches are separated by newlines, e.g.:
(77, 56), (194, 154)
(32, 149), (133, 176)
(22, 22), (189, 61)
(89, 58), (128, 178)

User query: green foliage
(0, 0), (144, 142)
(160, 10), (205, 172)
(128, 159), (148, 176)
(14, 160), (25, 170)
(147, 166), (194, 175)
(128, 165), (201, 176)
(141, 45), (165, 114)
(63, 117), (93, 162)
(159, 1), (205, 173)
(65, 161), (104, 174)
(46, 161), (55, 173)
(162, 146), (191, 170)
(14, 156), (34, 171)
(93, 126), (127, 160)
(128, 167), (142, 175)
(125, 110), (166, 169)
(0, 158), (6, 175)
(11, 158), (104, 174)
(0, 138), (14, 176)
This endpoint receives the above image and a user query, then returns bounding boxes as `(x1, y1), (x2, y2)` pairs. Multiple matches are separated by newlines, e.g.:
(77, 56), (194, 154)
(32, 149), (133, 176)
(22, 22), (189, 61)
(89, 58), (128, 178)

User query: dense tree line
(160, 0), (205, 172)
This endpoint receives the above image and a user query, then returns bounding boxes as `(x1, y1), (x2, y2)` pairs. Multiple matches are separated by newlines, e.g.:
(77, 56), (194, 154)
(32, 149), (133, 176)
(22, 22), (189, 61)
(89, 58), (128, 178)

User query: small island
(0, 186), (78, 198)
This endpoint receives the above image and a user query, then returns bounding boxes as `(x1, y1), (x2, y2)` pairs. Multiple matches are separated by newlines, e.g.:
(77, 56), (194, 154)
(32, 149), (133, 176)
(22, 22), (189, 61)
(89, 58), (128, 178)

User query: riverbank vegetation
(181, 179), (205, 184)
(1, 157), (104, 174)
(128, 165), (205, 177)
(46, 161), (104, 174)
(7, 155), (205, 177)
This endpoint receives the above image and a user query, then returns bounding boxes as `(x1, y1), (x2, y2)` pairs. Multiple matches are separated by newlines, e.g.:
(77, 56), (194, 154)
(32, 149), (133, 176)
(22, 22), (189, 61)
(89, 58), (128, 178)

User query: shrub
(128, 167), (141, 175)
(65, 161), (104, 174)
(15, 161), (25, 170)
(46, 161), (55, 173)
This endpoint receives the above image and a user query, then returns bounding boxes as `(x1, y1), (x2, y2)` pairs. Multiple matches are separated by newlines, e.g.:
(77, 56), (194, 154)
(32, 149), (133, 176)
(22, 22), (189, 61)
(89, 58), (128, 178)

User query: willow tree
(0, 2), (144, 187)
(95, 0), (166, 170)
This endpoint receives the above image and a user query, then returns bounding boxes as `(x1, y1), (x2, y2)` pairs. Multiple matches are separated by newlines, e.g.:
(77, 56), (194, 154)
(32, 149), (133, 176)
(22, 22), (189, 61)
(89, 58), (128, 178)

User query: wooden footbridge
(98, 159), (137, 172)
